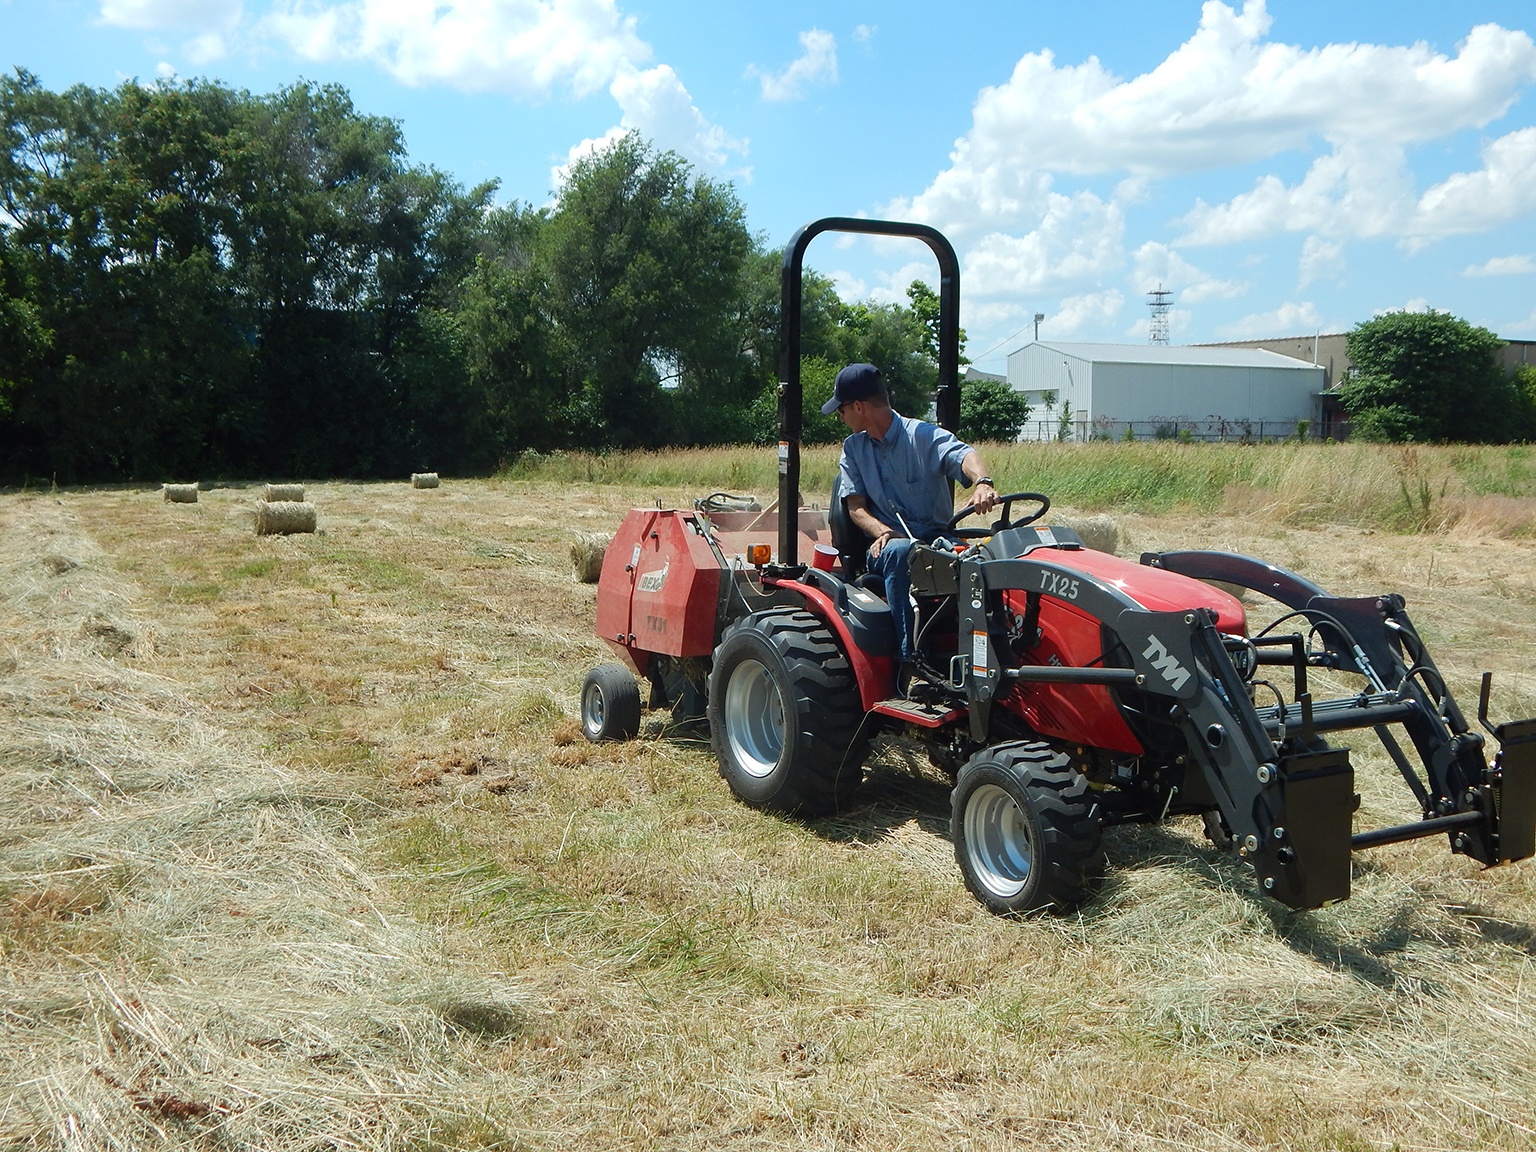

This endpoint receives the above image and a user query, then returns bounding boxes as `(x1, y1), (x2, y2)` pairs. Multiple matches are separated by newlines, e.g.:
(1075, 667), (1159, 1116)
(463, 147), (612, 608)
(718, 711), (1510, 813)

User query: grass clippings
(3, 469), (1536, 1151)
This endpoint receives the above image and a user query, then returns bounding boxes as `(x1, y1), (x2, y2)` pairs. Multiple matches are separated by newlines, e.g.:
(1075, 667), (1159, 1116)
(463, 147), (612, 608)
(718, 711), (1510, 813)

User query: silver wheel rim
(723, 657), (786, 778)
(582, 682), (605, 735)
(964, 783), (1033, 898)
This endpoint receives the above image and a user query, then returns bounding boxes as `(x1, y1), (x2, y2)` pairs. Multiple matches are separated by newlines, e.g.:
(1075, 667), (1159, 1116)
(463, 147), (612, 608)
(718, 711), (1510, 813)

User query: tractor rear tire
(951, 742), (1104, 915)
(708, 609), (870, 816)
(581, 663), (642, 742)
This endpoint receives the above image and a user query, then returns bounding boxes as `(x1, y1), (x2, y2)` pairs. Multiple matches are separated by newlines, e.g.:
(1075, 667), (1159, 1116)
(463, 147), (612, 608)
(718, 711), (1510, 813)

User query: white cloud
(900, 2), (1536, 236)
(1502, 307), (1536, 335)
(1219, 301), (1322, 339)
(748, 29), (837, 102)
(1376, 299), (1431, 317)
(100, 0), (239, 59)
(1125, 306), (1192, 343)
(827, 270), (868, 303)
(1465, 254), (1536, 276)
(961, 191), (1124, 297)
(1176, 138), (1415, 245)
(853, 24), (875, 45)
(1410, 127), (1536, 243)
(99, 0), (239, 29)
(1132, 241), (1245, 303)
(890, 0), (1536, 298)
(1184, 125), (1536, 249)
(262, 0), (651, 98)
(1052, 290), (1125, 337)
(1298, 236), (1344, 288)
(185, 30), (230, 62)
(553, 64), (748, 189)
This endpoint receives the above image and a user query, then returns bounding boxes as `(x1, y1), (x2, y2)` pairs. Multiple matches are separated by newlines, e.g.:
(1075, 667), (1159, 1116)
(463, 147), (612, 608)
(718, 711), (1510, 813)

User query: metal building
(1005, 341), (1328, 441)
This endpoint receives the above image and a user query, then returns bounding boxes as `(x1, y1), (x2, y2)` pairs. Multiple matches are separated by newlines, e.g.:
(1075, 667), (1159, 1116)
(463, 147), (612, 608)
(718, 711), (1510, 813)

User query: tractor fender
(765, 577), (895, 711)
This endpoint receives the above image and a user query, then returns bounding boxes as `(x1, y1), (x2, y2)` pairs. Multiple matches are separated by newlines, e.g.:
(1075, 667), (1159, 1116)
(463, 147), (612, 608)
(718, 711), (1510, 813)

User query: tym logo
(1142, 634), (1192, 690)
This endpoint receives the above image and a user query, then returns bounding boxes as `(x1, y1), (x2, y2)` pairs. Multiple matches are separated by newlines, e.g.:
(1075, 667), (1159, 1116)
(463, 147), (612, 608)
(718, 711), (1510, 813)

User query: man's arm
(960, 449), (999, 514)
(844, 493), (899, 559)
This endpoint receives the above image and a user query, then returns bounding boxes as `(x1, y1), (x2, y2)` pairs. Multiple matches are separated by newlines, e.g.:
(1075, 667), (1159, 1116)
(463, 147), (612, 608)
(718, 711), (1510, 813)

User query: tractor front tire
(708, 610), (869, 816)
(581, 663), (642, 742)
(952, 742), (1104, 915)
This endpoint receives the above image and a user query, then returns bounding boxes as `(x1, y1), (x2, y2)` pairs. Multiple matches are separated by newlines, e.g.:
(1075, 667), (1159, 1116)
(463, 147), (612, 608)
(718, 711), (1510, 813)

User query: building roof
(1018, 341), (1324, 370)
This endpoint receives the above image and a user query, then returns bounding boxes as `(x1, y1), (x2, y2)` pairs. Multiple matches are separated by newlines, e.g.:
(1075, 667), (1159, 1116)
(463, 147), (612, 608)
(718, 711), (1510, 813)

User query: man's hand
(972, 481), (999, 515)
(868, 528), (895, 558)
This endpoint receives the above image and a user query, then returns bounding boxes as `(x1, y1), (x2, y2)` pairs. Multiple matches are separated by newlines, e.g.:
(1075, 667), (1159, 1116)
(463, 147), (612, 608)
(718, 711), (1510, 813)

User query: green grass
(503, 441), (1536, 534)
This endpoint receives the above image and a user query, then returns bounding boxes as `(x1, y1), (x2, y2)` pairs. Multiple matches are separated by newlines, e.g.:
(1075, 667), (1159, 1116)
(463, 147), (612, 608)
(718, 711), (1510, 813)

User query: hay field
(4, 476), (1536, 1151)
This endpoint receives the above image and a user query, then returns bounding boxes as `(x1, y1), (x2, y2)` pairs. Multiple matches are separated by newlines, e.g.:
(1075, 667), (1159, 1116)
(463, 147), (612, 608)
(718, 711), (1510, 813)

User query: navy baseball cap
(821, 363), (885, 415)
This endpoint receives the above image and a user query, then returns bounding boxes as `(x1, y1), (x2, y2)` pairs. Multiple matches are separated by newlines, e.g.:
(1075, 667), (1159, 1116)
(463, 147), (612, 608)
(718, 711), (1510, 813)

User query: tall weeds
(504, 442), (1536, 536)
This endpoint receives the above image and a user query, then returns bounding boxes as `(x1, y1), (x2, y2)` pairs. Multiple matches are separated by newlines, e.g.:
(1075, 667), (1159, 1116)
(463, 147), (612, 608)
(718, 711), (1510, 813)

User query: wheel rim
(964, 783), (1033, 898)
(582, 682), (605, 735)
(723, 657), (786, 778)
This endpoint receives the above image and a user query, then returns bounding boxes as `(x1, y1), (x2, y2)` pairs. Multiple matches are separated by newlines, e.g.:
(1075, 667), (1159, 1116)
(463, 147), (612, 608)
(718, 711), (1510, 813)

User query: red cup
(811, 544), (838, 571)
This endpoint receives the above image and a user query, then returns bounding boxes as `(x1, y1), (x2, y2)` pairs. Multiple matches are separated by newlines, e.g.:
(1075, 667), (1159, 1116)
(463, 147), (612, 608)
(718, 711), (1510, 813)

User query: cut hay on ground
(412, 472), (440, 489)
(162, 483), (199, 503)
(254, 500), (317, 536)
(261, 483), (305, 502)
(571, 531), (611, 582)
(5, 475), (1536, 1152)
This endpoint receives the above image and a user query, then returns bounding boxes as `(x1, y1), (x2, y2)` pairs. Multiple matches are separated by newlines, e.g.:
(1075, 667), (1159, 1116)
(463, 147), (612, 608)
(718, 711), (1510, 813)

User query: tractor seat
(828, 474), (885, 594)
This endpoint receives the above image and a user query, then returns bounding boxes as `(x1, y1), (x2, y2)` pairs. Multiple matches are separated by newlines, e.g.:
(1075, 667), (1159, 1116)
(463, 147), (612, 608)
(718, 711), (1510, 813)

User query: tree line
(7, 71), (1521, 485)
(1, 71), (1014, 484)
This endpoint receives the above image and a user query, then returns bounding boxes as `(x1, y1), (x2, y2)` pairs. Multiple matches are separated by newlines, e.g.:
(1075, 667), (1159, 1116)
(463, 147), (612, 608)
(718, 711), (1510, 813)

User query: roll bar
(776, 218), (962, 567)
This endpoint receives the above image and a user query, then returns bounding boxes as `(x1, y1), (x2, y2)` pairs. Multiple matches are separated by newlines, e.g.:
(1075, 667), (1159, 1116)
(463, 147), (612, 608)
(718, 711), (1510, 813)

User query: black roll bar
(777, 218), (962, 567)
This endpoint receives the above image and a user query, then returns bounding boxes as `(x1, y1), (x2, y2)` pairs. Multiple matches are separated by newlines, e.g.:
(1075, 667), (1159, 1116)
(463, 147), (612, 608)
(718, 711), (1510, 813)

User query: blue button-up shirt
(837, 411), (975, 542)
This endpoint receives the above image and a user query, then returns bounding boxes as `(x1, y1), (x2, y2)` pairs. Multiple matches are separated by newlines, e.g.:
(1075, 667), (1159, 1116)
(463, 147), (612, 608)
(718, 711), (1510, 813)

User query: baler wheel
(952, 742), (1103, 915)
(581, 663), (642, 742)
(708, 609), (869, 816)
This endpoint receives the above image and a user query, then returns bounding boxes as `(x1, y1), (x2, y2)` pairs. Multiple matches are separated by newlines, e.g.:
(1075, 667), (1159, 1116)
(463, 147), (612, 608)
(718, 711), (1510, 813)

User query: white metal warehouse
(1005, 341), (1328, 441)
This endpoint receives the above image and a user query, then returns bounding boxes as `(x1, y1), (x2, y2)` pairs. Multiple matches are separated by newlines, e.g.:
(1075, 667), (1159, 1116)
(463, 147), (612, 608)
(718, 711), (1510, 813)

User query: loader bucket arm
(1144, 549), (1536, 874)
(777, 218), (961, 569)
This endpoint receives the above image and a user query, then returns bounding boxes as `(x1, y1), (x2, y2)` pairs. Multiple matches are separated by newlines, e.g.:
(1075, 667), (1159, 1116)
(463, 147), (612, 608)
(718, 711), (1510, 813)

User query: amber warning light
(747, 543), (772, 566)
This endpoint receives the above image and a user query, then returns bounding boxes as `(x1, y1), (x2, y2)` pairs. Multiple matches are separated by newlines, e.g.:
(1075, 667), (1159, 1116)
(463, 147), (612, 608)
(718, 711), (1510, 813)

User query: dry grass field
(4, 465), (1536, 1151)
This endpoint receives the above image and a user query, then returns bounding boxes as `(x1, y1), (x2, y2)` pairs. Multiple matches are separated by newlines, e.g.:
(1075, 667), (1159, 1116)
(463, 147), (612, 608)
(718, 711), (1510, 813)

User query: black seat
(828, 474), (885, 593)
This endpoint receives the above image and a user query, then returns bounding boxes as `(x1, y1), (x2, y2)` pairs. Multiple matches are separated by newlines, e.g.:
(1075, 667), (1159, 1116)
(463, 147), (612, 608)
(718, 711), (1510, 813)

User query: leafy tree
(1514, 364), (1536, 441)
(456, 205), (571, 459)
(0, 72), (494, 480)
(538, 132), (754, 448)
(1339, 310), (1518, 443)
(906, 279), (968, 365)
(960, 376), (1031, 441)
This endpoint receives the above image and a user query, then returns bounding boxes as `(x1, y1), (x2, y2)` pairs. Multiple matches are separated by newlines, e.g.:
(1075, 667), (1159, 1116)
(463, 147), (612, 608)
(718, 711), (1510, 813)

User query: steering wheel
(945, 491), (1051, 540)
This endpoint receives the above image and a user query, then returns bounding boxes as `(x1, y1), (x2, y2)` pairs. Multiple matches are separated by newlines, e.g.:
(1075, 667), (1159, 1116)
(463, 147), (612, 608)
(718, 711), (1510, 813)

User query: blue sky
(4, 0), (1536, 373)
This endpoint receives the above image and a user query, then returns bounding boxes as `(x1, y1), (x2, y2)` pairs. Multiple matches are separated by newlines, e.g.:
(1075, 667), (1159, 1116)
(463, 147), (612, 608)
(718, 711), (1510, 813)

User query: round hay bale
(571, 532), (611, 583)
(255, 500), (318, 536)
(163, 483), (199, 503)
(1057, 513), (1119, 555)
(412, 472), (440, 489)
(262, 483), (305, 502)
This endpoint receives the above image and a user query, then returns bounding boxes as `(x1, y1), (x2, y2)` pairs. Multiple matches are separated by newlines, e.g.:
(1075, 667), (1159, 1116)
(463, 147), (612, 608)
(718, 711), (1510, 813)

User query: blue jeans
(867, 536), (916, 663)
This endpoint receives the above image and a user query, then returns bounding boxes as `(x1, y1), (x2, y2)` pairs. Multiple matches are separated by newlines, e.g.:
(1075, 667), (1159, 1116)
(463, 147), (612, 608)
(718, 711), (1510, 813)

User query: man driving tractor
(827, 361), (999, 684)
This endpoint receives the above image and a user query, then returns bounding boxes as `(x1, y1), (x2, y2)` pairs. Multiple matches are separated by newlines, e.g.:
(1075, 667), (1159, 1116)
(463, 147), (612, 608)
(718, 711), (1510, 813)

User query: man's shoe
(896, 661), (917, 699)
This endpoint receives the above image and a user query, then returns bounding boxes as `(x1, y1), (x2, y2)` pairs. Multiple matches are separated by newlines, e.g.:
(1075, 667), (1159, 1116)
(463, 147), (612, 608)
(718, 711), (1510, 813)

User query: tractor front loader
(582, 217), (1536, 916)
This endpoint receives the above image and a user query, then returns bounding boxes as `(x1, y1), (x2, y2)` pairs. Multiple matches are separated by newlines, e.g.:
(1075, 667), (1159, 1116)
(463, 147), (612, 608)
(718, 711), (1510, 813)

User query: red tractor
(582, 217), (1536, 915)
